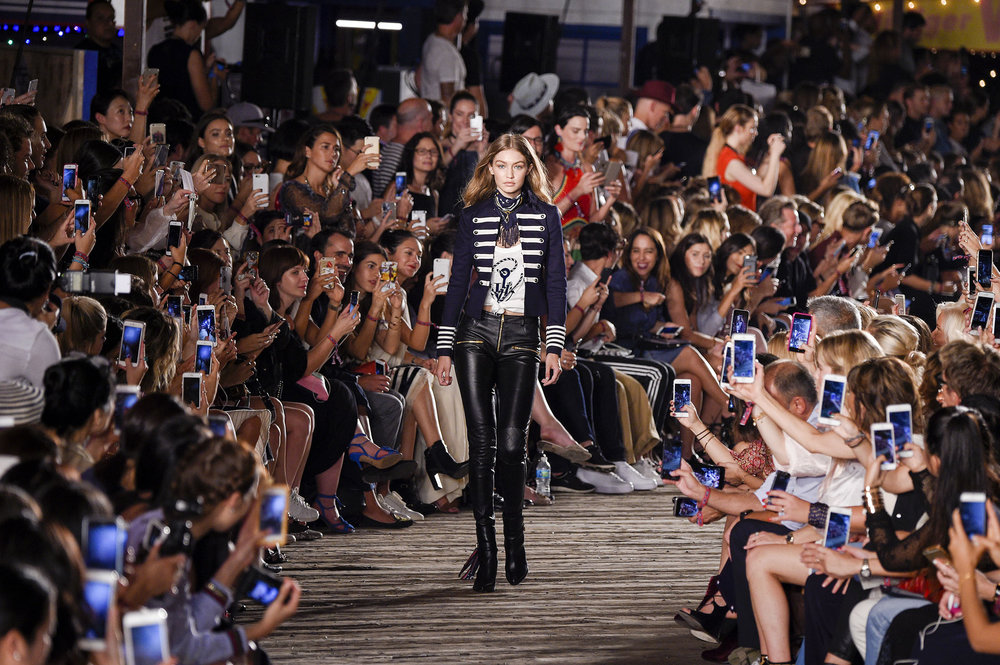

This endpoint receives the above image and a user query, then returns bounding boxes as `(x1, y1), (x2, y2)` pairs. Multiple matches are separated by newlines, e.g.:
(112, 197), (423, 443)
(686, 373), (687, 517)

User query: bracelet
(71, 256), (89, 270)
(119, 176), (133, 189)
(366, 314), (380, 323)
(326, 334), (338, 347)
(808, 502), (830, 529)
(415, 319), (435, 327)
(863, 486), (884, 514)
(694, 428), (710, 440)
(573, 304), (587, 314)
(696, 487), (712, 527)
(786, 532), (795, 544)
(134, 109), (148, 116)
(845, 433), (866, 448)
(74, 250), (90, 263)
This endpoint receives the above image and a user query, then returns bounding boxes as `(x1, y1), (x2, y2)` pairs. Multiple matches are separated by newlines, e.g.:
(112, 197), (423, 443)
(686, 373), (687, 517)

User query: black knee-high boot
(469, 469), (497, 593)
(497, 458), (528, 585)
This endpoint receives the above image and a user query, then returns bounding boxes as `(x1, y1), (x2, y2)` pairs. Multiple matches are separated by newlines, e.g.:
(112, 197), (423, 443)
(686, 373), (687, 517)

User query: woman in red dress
(702, 104), (785, 212)
(546, 107), (619, 229)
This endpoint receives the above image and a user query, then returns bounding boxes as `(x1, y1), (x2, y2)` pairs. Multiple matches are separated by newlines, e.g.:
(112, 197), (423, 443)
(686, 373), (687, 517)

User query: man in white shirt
(419, 0), (467, 104)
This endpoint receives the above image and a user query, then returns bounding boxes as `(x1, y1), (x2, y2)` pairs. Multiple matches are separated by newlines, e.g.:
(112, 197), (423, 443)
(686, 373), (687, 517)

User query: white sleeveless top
(484, 243), (526, 314)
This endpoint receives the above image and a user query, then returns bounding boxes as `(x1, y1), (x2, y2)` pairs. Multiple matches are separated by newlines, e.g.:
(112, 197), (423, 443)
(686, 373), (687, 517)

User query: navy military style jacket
(437, 187), (567, 358)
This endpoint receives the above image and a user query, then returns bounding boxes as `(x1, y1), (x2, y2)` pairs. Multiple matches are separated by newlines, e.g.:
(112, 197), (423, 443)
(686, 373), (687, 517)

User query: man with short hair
(619, 79), (674, 148)
(368, 104), (398, 146)
(75, 0), (122, 96)
(760, 197), (815, 312)
(371, 98), (433, 195)
(928, 84), (955, 155)
(895, 83), (933, 150)
(900, 10), (926, 75)
(807, 295), (862, 336)
(419, 0), (467, 104)
(318, 69), (358, 124)
(658, 84), (705, 180)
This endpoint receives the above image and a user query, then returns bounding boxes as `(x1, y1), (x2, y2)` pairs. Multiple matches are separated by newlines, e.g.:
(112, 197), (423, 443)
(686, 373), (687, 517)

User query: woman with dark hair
(546, 106), (619, 227)
(747, 111), (795, 197)
(509, 114), (545, 159)
(0, 237), (60, 388)
(146, 0), (218, 120)
(0, 562), (57, 665)
(40, 356), (115, 471)
(394, 132), (446, 221)
(335, 115), (383, 218)
(89, 76), (158, 144)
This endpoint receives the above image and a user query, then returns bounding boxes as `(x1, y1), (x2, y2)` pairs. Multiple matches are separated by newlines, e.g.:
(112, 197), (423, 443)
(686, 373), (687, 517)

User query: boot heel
(429, 472), (443, 490)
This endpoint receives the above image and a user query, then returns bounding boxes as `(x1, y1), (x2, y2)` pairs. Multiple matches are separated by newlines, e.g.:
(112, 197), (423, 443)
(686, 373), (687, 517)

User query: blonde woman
(687, 209), (730, 251)
(799, 130), (850, 204)
(702, 104), (785, 211)
(931, 300), (973, 348)
(809, 190), (864, 249)
(57, 296), (107, 356)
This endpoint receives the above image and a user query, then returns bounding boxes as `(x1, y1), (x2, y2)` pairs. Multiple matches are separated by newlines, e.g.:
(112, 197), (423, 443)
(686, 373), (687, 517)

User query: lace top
(278, 175), (352, 227)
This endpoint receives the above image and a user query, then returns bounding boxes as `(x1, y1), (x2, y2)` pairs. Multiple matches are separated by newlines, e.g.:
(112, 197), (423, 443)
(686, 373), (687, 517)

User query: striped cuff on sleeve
(437, 325), (457, 357)
(545, 325), (566, 355)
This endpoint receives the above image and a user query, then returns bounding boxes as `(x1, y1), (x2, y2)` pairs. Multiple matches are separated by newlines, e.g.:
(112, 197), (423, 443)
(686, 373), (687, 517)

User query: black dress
(147, 38), (202, 120)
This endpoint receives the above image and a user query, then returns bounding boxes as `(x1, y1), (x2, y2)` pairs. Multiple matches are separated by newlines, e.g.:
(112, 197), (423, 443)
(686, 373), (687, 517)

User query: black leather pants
(453, 312), (540, 531)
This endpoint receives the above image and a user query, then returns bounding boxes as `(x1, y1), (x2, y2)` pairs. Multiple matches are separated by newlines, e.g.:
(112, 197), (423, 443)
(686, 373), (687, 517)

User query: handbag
(296, 372), (330, 402)
(352, 359), (389, 376)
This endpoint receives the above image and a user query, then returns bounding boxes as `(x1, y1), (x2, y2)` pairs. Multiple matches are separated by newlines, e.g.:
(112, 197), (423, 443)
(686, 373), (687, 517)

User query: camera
(61, 271), (132, 296)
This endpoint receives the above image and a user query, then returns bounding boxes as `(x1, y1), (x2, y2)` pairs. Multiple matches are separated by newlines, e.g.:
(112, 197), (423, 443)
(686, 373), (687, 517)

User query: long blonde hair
(0, 175), (33, 244)
(815, 329), (884, 375)
(810, 190), (864, 248)
(688, 209), (730, 250)
(801, 131), (847, 197)
(463, 134), (552, 206)
(702, 105), (757, 178)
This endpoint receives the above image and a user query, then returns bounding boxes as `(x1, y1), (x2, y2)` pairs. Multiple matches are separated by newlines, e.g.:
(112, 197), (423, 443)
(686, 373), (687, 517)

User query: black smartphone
(788, 313), (813, 353)
(707, 176), (721, 202)
(178, 265), (199, 283)
(673, 496), (700, 517)
(978, 250), (992, 287)
(769, 471), (791, 500)
(660, 439), (683, 479)
(730, 309), (750, 336)
(865, 130), (879, 151)
(166, 221), (182, 250)
(691, 461), (726, 489)
(238, 566), (283, 606)
(600, 267), (614, 282)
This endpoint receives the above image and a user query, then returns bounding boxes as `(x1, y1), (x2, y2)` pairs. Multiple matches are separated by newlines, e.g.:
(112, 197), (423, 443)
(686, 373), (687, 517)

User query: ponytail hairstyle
(41, 357), (114, 437)
(462, 133), (552, 207)
(905, 183), (938, 221)
(57, 295), (107, 356)
(702, 104), (757, 177)
(285, 124), (342, 181)
(0, 236), (56, 302)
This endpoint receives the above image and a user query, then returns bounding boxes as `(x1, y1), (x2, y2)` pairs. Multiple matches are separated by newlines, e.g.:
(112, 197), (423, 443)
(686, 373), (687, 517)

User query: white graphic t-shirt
(484, 243), (526, 314)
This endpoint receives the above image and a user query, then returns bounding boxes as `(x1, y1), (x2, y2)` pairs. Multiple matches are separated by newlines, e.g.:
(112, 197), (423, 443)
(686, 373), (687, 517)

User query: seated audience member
(0, 237), (60, 388)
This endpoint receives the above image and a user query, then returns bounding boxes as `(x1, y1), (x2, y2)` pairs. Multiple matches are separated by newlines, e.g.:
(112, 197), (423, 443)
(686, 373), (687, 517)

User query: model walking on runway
(435, 133), (567, 592)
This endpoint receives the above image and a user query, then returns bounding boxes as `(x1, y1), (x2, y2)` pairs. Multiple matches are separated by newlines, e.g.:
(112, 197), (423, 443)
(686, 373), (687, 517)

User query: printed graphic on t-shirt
(490, 257), (524, 304)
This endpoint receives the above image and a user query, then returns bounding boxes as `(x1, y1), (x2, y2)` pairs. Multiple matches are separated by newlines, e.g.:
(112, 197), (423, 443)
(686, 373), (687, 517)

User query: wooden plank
(243, 487), (725, 664)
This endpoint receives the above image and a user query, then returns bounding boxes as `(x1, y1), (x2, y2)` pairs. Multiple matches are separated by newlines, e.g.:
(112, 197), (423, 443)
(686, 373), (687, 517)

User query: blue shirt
(604, 268), (664, 349)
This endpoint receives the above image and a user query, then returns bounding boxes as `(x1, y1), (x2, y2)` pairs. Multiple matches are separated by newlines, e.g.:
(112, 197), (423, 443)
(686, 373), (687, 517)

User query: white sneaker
(373, 492), (422, 522)
(634, 457), (663, 486)
(576, 467), (633, 494)
(614, 461), (658, 491)
(288, 487), (320, 523)
(383, 491), (424, 521)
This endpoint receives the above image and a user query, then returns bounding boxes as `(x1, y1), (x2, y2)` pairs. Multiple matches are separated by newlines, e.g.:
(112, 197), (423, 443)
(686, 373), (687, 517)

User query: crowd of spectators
(3, 0), (1000, 662)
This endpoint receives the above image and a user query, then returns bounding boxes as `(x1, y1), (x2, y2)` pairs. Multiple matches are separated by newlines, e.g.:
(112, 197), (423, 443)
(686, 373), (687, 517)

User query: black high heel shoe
(425, 440), (469, 490)
(471, 525), (497, 592)
(504, 531), (527, 586)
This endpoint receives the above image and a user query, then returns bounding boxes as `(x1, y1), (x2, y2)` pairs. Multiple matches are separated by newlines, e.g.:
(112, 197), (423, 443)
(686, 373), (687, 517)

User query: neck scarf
(494, 191), (522, 247)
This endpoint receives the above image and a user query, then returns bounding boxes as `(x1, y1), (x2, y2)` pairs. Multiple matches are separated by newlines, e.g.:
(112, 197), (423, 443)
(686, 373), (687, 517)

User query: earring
(13, 653), (22, 662)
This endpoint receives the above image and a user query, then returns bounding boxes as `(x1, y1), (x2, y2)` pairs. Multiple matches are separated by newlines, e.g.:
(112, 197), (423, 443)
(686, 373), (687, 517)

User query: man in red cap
(620, 80), (675, 148)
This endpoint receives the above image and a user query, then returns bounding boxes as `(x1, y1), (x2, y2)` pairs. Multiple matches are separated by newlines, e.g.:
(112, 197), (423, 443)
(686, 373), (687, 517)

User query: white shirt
(566, 261), (599, 309)
(419, 34), (466, 102)
(0, 308), (61, 388)
(484, 243), (526, 314)
(618, 116), (650, 150)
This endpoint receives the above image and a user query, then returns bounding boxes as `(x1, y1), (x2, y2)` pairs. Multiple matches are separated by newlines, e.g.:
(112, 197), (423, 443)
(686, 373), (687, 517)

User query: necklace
(494, 191), (522, 247)
(558, 151), (580, 170)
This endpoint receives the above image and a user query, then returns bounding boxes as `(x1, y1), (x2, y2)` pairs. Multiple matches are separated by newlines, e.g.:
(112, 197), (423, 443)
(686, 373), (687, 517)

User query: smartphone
(867, 228), (883, 248)
(182, 304), (192, 326)
(122, 608), (170, 665)
(182, 372), (203, 408)
(246, 250), (259, 280)
(62, 163), (78, 203)
(707, 176), (721, 202)
(673, 496), (700, 517)
(923, 545), (951, 566)
(207, 415), (230, 439)
(177, 265), (198, 283)
(411, 209), (427, 228)
(381, 200), (397, 219)
(972, 292), (994, 332)
(978, 250), (993, 287)
(671, 379), (692, 417)
(661, 439), (683, 479)
(864, 130), (879, 151)
(0, 88), (13, 105)
(363, 136), (380, 156)
(823, 507), (852, 549)
(433, 257), (451, 293)
(195, 340), (213, 374)
(379, 261), (398, 284)
(720, 342), (733, 389)
(469, 114), (484, 140)
(865, 421), (895, 469)
(993, 306), (1000, 337)
(731, 334), (755, 383)
(252, 173), (269, 202)
(603, 160), (622, 184)
(742, 255), (757, 279)
(691, 461), (726, 489)
(85, 176), (102, 207)
(74, 199), (91, 236)
(27, 78), (38, 94)
(773, 297), (794, 308)
(894, 293), (906, 315)
(788, 313), (813, 354)
(969, 267), (978, 295)
(149, 123), (166, 145)
(770, 470), (791, 495)
(731, 308), (750, 337)
(982, 224), (994, 247)
(196, 305), (216, 343)
(119, 320), (145, 366)
(394, 171), (407, 198)
(242, 566), (284, 605)
(819, 374), (847, 426)
(924, 117), (935, 133)
(79, 570), (118, 651)
(347, 290), (360, 314)
(114, 385), (141, 433)
(141, 68), (158, 82)
(186, 193), (197, 230)
(259, 485), (289, 546)
(169, 160), (185, 181)
(82, 516), (127, 573)
(960, 492), (988, 537)
(657, 325), (683, 337)
(210, 162), (228, 185)
(886, 404), (914, 458)
(153, 170), (165, 198)
(123, 146), (137, 159)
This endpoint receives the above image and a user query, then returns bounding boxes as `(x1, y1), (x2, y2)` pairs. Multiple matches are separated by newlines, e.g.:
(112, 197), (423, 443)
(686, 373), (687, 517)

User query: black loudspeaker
(500, 12), (560, 92)
(654, 16), (721, 84)
(241, 4), (317, 110)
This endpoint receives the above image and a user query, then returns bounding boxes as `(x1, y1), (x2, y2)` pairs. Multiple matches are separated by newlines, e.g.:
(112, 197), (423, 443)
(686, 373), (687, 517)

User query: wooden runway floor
(248, 486), (726, 664)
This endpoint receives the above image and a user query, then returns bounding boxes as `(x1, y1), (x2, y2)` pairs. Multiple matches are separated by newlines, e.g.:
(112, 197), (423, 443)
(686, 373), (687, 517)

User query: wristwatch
(785, 532), (795, 544)
(860, 558), (872, 580)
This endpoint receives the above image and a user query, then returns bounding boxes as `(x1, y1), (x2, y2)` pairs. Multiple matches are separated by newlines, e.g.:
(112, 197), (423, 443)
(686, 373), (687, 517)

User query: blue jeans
(865, 595), (931, 665)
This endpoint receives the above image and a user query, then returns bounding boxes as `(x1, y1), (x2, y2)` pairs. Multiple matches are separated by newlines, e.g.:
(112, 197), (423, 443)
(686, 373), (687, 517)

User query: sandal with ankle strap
(347, 432), (403, 469)
(315, 493), (355, 534)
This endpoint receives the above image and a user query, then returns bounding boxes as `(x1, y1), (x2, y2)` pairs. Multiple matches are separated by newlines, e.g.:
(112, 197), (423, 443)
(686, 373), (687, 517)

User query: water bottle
(535, 453), (552, 498)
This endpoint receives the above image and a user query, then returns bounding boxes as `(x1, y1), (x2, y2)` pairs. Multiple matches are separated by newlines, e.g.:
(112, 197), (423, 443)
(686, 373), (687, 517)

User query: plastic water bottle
(535, 453), (552, 498)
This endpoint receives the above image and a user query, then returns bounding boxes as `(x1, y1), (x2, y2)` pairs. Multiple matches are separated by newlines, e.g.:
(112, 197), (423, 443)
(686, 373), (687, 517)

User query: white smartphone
(252, 173), (269, 202)
(259, 484), (289, 546)
(27, 78), (38, 94)
(433, 257), (451, 293)
(972, 292), (994, 332)
(149, 123), (166, 145)
(411, 209), (427, 226)
(731, 334), (756, 383)
(122, 608), (169, 665)
(363, 136), (380, 155)
(886, 403), (914, 458)
(182, 372), (203, 408)
(319, 257), (337, 289)
(469, 114), (483, 140)
(79, 570), (118, 651)
(871, 423), (897, 470)
(187, 193), (197, 230)
(894, 293), (906, 315)
(62, 163), (78, 203)
(196, 304), (216, 343)
(82, 516), (127, 573)
(960, 492), (988, 537)
(818, 374), (847, 426)
(671, 379), (692, 417)
(194, 340), (213, 374)
(823, 507), (852, 549)
(74, 199), (92, 236)
(119, 320), (145, 367)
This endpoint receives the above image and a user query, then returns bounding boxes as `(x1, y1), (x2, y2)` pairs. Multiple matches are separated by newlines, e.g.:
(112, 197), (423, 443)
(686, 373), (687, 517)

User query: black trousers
(453, 312), (540, 528)
(726, 518), (792, 649)
(803, 573), (864, 664)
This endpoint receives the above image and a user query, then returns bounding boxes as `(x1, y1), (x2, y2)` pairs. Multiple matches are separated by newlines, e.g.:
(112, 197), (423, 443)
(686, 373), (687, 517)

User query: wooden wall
(0, 46), (88, 127)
